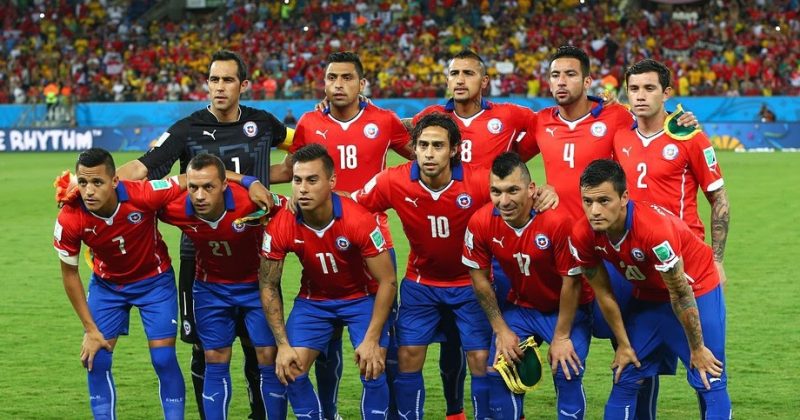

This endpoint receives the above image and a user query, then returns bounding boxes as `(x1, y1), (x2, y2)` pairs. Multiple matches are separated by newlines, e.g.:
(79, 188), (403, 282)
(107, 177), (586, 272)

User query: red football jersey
(463, 203), (593, 312)
(159, 183), (274, 284)
(414, 99), (537, 169)
(614, 126), (724, 239)
(261, 194), (387, 301)
(291, 103), (409, 248)
(354, 162), (491, 287)
(569, 200), (719, 302)
(520, 99), (634, 220)
(54, 179), (181, 284)
(290, 103), (409, 192)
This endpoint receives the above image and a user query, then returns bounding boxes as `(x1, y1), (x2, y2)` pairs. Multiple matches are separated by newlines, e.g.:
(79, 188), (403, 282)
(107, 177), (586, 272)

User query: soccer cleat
(493, 337), (544, 394)
(446, 411), (467, 420)
(664, 104), (702, 141)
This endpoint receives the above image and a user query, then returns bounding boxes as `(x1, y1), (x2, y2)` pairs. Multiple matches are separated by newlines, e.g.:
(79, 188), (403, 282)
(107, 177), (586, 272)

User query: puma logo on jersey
(84, 226), (98, 235)
(187, 225), (199, 233)
(202, 129), (217, 140)
(201, 392), (219, 402)
(294, 239), (305, 244)
(622, 147), (631, 156)
(492, 237), (505, 248)
(594, 245), (608, 254)
(560, 409), (582, 419)
(315, 129), (328, 140)
(404, 197), (419, 207)
(545, 127), (558, 136)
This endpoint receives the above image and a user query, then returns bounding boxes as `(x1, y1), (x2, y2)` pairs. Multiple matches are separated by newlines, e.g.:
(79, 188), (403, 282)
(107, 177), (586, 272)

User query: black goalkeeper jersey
(138, 105), (286, 257)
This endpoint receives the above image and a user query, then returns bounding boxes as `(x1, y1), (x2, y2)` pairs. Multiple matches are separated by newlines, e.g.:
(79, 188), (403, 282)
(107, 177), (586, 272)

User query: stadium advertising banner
(0, 126), (167, 153)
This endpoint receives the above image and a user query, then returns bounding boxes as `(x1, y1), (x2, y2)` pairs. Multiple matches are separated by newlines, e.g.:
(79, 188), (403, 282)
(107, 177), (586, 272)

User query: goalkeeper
(462, 153), (594, 419)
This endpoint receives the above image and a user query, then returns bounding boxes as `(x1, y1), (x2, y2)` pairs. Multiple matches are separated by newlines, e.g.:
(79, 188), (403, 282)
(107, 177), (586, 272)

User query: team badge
(703, 146), (718, 167)
(535, 233), (550, 250)
(363, 123), (379, 139)
(456, 193), (473, 209)
(243, 121), (258, 138)
(632, 248), (646, 261)
(183, 320), (192, 336)
(232, 220), (246, 233)
(487, 118), (503, 134)
(662, 144), (679, 160)
(336, 236), (351, 251)
(590, 121), (607, 137)
(127, 211), (143, 224)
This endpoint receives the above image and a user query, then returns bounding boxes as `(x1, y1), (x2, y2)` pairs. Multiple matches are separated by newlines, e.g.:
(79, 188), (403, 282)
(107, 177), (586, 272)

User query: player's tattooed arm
(661, 259), (704, 350)
(705, 187), (730, 263)
(400, 118), (414, 133)
(258, 257), (288, 345)
(470, 268), (522, 362)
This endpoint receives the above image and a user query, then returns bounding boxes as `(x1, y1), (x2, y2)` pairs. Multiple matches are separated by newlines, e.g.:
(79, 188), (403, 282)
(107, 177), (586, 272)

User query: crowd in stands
(1, 0), (799, 105)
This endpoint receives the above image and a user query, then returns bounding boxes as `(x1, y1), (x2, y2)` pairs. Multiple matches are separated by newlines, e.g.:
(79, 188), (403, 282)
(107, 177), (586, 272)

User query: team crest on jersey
(590, 121), (607, 137)
(487, 118), (503, 134)
(232, 220), (247, 233)
(662, 144), (679, 160)
(127, 212), (143, 224)
(336, 236), (351, 251)
(183, 320), (192, 336)
(535, 233), (550, 250)
(243, 121), (258, 138)
(363, 123), (379, 139)
(456, 193), (473, 209)
(632, 248), (646, 261)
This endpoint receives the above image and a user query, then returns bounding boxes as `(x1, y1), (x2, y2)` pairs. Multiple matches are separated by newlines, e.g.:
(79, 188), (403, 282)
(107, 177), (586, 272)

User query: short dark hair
(210, 49), (247, 82)
(76, 148), (115, 176)
(188, 153), (226, 181)
(327, 51), (364, 79)
(411, 113), (461, 168)
(292, 143), (335, 178)
(550, 45), (591, 78)
(580, 159), (627, 196)
(448, 49), (487, 76)
(491, 152), (531, 184)
(625, 58), (672, 90)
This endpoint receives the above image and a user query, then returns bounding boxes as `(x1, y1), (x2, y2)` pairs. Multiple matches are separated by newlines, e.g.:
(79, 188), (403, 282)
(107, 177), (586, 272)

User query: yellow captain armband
(664, 104), (702, 141)
(277, 127), (295, 151)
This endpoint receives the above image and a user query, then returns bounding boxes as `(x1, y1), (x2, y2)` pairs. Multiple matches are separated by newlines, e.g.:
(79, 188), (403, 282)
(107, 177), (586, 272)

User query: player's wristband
(241, 176), (260, 189)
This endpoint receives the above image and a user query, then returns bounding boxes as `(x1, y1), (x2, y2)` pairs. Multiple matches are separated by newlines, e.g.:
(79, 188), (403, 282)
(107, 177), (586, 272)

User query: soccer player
(615, 58), (730, 286)
(463, 152), (594, 420)
(158, 154), (286, 420)
(116, 49), (288, 420)
(354, 113), (493, 420)
(54, 148), (185, 420)
(570, 159), (731, 419)
(258, 144), (397, 420)
(270, 51), (412, 419)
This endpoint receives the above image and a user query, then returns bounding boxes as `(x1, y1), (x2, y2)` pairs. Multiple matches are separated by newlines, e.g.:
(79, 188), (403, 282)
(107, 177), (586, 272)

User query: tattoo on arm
(258, 258), (288, 345)
(663, 259), (704, 350)
(706, 188), (730, 263)
(401, 118), (414, 133)
(473, 280), (502, 323)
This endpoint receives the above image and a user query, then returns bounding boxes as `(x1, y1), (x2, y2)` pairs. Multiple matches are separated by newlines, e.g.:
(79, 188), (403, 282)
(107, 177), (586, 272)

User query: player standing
(54, 148), (186, 419)
(615, 58), (730, 286)
(463, 153), (594, 420)
(159, 154), (286, 420)
(570, 159), (731, 419)
(354, 113), (493, 420)
(117, 49), (287, 420)
(258, 144), (397, 419)
(270, 51), (413, 420)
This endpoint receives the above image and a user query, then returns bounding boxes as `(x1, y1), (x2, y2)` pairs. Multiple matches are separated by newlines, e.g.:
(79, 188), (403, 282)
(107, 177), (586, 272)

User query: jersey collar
(409, 161), (464, 181)
(623, 200), (634, 231)
(444, 97), (492, 112)
(552, 95), (605, 119)
(323, 100), (368, 115)
(294, 193), (344, 223)
(185, 187), (236, 216)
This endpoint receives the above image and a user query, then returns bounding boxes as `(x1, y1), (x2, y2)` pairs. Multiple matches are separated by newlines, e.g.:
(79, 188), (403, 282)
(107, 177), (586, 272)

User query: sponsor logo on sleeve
(703, 146), (718, 167)
(262, 233), (272, 253)
(370, 227), (386, 250)
(149, 179), (172, 191)
(652, 240), (677, 264)
(464, 228), (474, 250)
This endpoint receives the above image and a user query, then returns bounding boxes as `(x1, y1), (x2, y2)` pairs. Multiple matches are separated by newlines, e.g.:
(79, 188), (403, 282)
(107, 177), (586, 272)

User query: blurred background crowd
(1, 0), (798, 106)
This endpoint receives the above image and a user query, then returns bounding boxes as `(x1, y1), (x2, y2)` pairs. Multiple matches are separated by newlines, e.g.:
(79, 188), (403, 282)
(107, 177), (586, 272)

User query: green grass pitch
(0, 150), (798, 419)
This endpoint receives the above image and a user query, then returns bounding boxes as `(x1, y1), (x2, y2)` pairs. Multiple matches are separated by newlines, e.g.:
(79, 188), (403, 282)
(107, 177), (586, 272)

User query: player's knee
(465, 350), (488, 375)
(149, 346), (179, 373)
(90, 349), (114, 372)
(397, 346), (426, 372)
